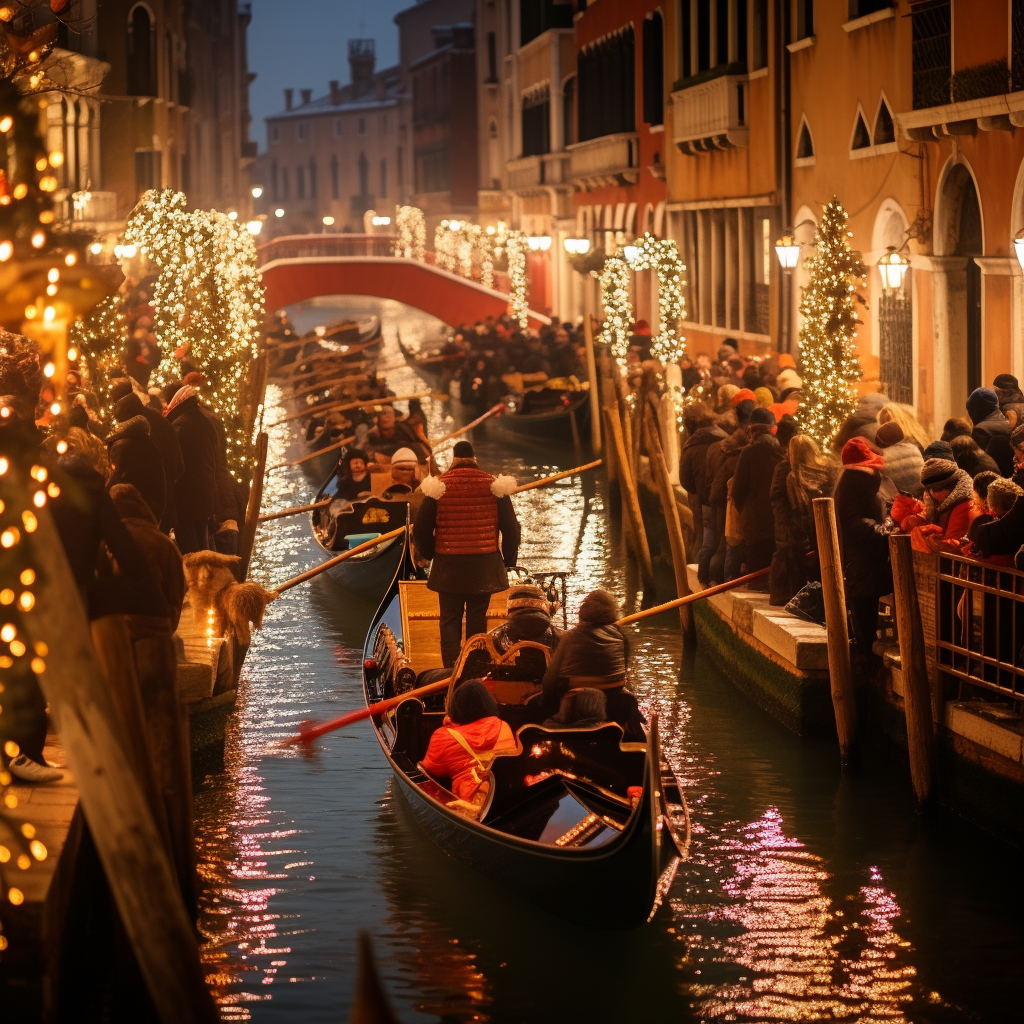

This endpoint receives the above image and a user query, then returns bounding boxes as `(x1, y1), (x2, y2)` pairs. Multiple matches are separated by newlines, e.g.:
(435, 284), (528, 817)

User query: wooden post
(600, 377), (618, 486)
(24, 508), (219, 1023)
(644, 407), (694, 636)
(240, 430), (269, 580)
(812, 497), (859, 764)
(889, 534), (937, 807)
(583, 317), (602, 453)
(603, 406), (655, 590)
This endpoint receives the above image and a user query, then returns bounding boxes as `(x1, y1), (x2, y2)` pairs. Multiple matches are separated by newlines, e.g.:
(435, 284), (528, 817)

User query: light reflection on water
(193, 298), (1021, 1023)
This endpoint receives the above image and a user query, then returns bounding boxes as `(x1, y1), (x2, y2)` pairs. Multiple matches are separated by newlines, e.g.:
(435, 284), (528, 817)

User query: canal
(195, 298), (1023, 1023)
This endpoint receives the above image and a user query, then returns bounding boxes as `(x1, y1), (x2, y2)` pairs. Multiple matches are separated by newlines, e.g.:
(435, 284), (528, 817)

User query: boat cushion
(346, 532), (381, 548)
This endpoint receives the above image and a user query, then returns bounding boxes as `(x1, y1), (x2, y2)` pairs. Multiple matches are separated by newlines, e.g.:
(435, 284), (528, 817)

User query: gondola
(398, 332), (464, 384)
(308, 469), (422, 601)
(487, 386), (592, 445)
(271, 315), (382, 377)
(361, 545), (690, 929)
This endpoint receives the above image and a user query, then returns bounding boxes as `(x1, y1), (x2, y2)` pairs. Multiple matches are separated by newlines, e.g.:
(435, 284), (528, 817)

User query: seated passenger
(367, 406), (427, 460)
(462, 584), (560, 682)
(543, 687), (607, 729)
(418, 679), (516, 811)
(333, 447), (372, 502)
(526, 589), (645, 742)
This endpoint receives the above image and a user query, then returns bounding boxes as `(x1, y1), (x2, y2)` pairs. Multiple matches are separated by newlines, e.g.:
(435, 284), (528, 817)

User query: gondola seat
(484, 723), (645, 820)
(392, 698), (446, 764)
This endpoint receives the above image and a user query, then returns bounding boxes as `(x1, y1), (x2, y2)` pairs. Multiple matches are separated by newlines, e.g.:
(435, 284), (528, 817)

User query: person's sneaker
(8, 754), (63, 783)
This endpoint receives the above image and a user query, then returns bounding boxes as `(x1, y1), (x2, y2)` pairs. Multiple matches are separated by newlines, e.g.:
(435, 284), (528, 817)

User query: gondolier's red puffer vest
(435, 465), (500, 555)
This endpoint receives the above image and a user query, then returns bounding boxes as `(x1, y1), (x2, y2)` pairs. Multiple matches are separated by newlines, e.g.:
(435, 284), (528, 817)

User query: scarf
(163, 385), (196, 416)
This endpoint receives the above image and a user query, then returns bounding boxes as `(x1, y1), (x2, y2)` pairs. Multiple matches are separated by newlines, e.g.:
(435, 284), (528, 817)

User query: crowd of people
(678, 338), (1024, 662)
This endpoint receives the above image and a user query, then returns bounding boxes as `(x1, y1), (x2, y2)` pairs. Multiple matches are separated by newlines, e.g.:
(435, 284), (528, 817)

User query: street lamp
(877, 246), (910, 293)
(322, 216), (335, 233)
(251, 186), (263, 199)
(774, 233), (801, 355)
(274, 208), (285, 218)
(563, 237), (591, 255)
(527, 235), (552, 252)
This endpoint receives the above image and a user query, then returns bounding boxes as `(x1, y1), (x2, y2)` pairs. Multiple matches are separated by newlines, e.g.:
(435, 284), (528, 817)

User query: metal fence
(935, 553), (1024, 703)
(878, 286), (913, 406)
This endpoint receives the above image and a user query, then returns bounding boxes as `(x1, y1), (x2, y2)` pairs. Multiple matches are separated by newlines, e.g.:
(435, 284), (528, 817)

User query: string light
(595, 251), (634, 373)
(505, 230), (529, 330)
(625, 234), (688, 365)
(393, 206), (425, 261)
(797, 197), (866, 447)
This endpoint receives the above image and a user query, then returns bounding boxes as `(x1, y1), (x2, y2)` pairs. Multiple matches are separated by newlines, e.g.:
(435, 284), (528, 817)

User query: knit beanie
(390, 447), (418, 466)
(452, 440), (474, 459)
(749, 407), (776, 430)
(993, 373), (1019, 393)
(734, 399), (755, 425)
(874, 421), (905, 449)
(1010, 423), (1024, 448)
(966, 387), (1000, 423)
(507, 585), (550, 616)
(922, 439), (954, 461)
(920, 458), (961, 492)
(776, 368), (803, 392)
(579, 589), (619, 625)
(113, 393), (144, 423)
(109, 378), (135, 404)
(777, 353), (797, 369)
(754, 387), (774, 408)
(841, 436), (884, 472)
(731, 388), (756, 406)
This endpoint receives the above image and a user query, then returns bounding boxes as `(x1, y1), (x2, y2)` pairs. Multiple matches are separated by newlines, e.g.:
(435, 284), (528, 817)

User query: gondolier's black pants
(439, 592), (491, 667)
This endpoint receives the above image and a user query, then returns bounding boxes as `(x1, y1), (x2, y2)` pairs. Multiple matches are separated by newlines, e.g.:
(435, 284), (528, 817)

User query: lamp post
(877, 246), (910, 293)
(774, 233), (801, 354)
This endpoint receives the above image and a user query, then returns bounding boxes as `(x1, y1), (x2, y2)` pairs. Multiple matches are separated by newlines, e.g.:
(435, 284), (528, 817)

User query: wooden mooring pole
(239, 430), (269, 579)
(889, 534), (936, 807)
(602, 406), (654, 590)
(583, 317), (602, 453)
(812, 497), (859, 764)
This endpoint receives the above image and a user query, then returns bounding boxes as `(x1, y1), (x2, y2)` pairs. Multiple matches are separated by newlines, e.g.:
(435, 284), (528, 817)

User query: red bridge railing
(258, 233), (398, 262)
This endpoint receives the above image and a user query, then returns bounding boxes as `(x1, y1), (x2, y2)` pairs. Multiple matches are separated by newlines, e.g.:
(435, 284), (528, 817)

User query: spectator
(965, 471), (999, 546)
(834, 438), (892, 659)
(923, 438), (954, 462)
(984, 433), (1015, 477)
(941, 417), (973, 443)
(768, 387), (801, 426)
(732, 408), (783, 581)
(950, 435), (1000, 478)
(163, 385), (219, 553)
(832, 392), (888, 453)
(679, 406), (726, 587)
(966, 387), (1011, 450)
(877, 403), (930, 452)
(974, 479), (1024, 561)
(875, 421), (924, 498)
(106, 397), (166, 524)
(892, 458), (973, 553)
(707, 394), (755, 582)
(993, 373), (1024, 427)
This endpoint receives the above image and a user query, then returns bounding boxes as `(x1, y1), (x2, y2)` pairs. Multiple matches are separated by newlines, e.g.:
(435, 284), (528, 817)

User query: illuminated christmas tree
(797, 197), (866, 447)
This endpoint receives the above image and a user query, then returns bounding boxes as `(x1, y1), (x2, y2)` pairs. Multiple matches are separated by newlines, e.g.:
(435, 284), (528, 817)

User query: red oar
(283, 676), (451, 746)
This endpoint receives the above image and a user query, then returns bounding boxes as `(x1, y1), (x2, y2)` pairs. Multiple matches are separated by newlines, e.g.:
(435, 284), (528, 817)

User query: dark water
(195, 298), (1023, 1023)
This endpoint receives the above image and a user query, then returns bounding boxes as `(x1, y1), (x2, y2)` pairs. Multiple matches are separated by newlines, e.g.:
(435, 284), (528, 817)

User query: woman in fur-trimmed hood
(413, 440), (521, 666)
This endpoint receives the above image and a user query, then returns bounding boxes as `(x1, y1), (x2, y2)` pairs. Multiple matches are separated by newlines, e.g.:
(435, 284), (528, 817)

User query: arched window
(127, 4), (156, 97)
(874, 98), (895, 145)
(851, 109), (871, 150)
(796, 117), (814, 160)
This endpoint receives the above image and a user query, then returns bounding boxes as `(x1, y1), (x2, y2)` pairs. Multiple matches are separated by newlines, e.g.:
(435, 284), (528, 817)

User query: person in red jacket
(414, 441), (520, 666)
(892, 458), (973, 553)
(419, 680), (516, 811)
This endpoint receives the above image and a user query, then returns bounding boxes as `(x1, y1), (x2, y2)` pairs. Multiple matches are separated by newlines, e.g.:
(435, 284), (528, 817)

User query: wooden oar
(281, 391), (433, 424)
(272, 527), (407, 593)
(258, 497), (332, 522)
(282, 676), (452, 746)
(267, 435), (354, 473)
(513, 460), (601, 494)
(430, 403), (505, 449)
(290, 372), (369, 400)
(615, 567), (771, 625)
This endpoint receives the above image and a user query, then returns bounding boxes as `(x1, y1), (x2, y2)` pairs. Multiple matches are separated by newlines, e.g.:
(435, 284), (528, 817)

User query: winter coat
(414, 458), (520, 594)
(971, 410), (1011, 451)
(974, 497), (1024, 558)
(489, 610), (561, 654)
(708, 427), (750, 508)
(954, 447), (1000, 479)
(106, 415), (166, 523)
(105, 484), (185, 629)
(832, 393), (888, 453)
(882, 440), (925, 498)
(679, 425), (726, 507)
(141, 403), (184, 533)
(166, 395), (219, 521)
(768, 458), (828, 605)
(48, 456), (166, 620)
(200, 404), (245, 525)
(834, 468), (893, 598)
(731, 433), (783, 544)
(419, 716), (516, 801)
(985, 434), (1015, 477)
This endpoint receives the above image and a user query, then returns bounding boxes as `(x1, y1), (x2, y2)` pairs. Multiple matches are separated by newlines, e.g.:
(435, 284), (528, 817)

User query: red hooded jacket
(419, 716), (516, 800)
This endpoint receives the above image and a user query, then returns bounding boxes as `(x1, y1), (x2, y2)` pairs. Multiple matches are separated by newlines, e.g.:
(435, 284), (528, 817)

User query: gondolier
(414, 440), (520, 666)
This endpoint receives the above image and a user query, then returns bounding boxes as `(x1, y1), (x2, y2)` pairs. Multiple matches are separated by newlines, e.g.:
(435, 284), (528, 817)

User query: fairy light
(595, 251), (634, 372)
(506, 230), (529, 330)
(797, 197), (866, 447)
(625, 234), (687, 365)
(393, 206), (425, 261)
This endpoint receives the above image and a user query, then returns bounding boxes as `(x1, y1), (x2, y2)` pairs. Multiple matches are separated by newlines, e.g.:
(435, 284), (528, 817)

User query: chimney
(300, 88), (313, 106)
(348, 38), (376, 99)
(284, 88), (293, 111)
(329, 80), (341, 105)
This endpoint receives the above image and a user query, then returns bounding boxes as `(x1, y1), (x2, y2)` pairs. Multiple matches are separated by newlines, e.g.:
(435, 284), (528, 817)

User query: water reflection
(191, 297), (1021, 1023)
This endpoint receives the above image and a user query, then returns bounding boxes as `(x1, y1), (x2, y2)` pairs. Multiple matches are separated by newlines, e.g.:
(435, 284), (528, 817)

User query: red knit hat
(841, 436), (884, 472)
(630, 320), (651, 336)
(731, 388), (756, 406)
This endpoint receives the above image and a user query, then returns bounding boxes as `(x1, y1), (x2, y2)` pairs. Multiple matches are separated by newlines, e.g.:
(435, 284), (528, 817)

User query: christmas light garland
(393, 206), (425, 261)
(625, 233), (687, 364)
(797, 197), (866, 448)
(119, 190), (265, 478)
(595, 252), (634, 372)
(505, 230), (529, 330)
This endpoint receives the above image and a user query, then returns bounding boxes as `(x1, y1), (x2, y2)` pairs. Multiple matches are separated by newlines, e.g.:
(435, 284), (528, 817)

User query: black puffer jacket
(834, 468), (893, 598)
(679, 425), (726, 507)
(732, 432), (783, 544)
(106, 414), (166, 523)
(542, 621), (630, 689)
(165, 395), (219, 521)
(708, 427), (750, 508)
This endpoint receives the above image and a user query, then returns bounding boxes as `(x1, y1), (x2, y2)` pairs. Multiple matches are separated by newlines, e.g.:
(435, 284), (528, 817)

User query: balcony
(66, 190), (119, 227)
(896, 89), (1024, 141)
(567, 133), (640, 190)
(507, 152), (571, 193)
(672, 70), (750, 154)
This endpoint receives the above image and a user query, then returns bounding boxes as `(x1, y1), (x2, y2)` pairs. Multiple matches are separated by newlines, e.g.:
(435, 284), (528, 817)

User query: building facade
(260, 41), (405, 237)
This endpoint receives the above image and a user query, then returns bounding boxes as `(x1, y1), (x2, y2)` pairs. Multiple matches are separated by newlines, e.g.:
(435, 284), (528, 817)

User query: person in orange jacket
(419, 680), (516, 810)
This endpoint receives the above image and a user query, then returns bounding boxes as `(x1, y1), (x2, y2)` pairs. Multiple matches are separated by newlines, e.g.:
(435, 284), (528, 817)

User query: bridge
(258, 235), (551, 329)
